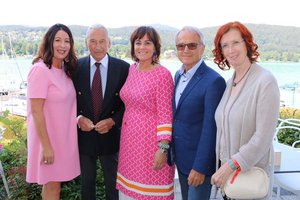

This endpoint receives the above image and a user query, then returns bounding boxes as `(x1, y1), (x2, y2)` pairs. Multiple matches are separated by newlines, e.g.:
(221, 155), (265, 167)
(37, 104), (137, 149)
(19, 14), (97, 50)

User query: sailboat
(1, 35), (9, 59)
(0, 35), (9, 99)
(0, 33), (27, 116)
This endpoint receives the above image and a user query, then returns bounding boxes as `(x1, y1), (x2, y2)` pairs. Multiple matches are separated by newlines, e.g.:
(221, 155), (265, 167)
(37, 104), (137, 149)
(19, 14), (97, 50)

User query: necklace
(233, 65), (251, 87)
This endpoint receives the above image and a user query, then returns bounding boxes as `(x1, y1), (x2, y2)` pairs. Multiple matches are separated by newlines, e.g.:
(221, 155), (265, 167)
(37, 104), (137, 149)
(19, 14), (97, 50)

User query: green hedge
(277, 107), (300, 147)
(0, 112), (105, 199)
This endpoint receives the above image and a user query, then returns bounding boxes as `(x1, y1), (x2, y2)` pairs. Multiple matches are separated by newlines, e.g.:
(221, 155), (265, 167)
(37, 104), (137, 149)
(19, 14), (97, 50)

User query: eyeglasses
(220, 40), (244, 51)
(176, 43), (202, 51)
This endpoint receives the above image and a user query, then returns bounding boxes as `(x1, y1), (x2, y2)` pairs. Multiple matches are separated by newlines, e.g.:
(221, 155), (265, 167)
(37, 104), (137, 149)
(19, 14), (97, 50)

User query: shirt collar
(89, 54), (109, 69)
(179, 59), (203, 78)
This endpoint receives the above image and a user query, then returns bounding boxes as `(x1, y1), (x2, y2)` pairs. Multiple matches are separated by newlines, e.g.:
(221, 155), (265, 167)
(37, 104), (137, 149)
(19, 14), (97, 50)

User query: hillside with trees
(1, 24), (300, 62)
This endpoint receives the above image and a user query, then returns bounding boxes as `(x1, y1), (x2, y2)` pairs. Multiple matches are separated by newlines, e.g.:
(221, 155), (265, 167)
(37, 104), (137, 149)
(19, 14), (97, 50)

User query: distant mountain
(1, 24), (300, 62)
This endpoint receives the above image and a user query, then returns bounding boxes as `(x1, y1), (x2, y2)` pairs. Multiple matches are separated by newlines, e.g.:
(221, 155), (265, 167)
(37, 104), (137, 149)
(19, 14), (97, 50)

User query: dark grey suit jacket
(73, 54), (129, 156)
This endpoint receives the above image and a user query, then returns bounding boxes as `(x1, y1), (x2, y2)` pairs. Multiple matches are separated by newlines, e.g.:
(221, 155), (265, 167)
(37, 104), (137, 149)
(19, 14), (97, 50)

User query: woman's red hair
(213, 21), (259, 70)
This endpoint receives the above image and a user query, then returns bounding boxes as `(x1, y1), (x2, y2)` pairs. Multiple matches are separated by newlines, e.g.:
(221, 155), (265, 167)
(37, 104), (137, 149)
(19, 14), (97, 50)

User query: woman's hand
(211, 162), (234, 188)
(153, 149), (167, 170)
(41, 145), (54, 165)
(30, 98), (55, 165)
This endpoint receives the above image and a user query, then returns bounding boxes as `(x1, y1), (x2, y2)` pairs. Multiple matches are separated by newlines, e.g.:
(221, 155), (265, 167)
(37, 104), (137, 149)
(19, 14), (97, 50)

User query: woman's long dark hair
(32, 23), (77, 78)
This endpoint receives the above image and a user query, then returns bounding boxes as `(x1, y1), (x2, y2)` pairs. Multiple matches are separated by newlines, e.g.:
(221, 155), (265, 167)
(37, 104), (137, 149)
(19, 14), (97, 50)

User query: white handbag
(223, 167), (269, 199)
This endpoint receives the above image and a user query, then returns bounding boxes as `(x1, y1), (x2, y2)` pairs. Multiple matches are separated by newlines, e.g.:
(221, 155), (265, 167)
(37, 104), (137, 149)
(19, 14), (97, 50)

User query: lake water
(161, 60), (300, 109)
(0, 58), (299, 109)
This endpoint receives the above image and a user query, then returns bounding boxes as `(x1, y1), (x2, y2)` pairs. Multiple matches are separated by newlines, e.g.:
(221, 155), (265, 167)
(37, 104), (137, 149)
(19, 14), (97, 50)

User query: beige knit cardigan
(215, 63), (280, 199)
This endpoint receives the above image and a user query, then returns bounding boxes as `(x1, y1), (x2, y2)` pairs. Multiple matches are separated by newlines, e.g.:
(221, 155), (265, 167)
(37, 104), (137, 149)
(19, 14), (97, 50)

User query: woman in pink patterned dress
(116, 26), (175, 199)
(26, 24), (80, 199)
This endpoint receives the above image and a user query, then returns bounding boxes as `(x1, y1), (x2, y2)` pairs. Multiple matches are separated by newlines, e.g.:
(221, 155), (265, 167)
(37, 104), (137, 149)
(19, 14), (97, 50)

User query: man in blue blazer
(172, 26), (226, 200)
(73, 24), (129, 200)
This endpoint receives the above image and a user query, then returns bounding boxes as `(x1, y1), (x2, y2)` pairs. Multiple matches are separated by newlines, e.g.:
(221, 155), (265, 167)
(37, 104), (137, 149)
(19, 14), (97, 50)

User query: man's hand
(78, 116), (94, 131)
(188, 169), (205, 187)
(95, 118), (115, 134)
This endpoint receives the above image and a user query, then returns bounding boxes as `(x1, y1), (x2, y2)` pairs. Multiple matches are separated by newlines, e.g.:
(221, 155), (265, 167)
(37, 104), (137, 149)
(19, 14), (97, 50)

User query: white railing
(274, 118), (300, 199)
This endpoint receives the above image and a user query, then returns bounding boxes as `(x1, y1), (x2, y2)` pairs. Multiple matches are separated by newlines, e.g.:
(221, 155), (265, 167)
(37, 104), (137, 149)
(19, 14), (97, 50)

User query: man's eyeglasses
(176, 43), (202, 51)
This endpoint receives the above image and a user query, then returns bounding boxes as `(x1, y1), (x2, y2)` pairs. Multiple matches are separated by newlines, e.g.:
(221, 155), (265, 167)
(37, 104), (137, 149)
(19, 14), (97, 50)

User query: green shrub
(279, 107), (300, 119)
(59, 161), (106, 200)
(277, 108), (300, 147)
(0, 110), (27, 140)
(0, 138), (38, 199)
(0, 112), (106, 199)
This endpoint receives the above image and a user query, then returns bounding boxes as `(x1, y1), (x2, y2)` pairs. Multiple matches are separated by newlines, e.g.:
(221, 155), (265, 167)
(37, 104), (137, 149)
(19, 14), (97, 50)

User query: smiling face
(220, 28), (250, 69)
(134, 34), (155, 65)
(52, 30), (70, 67)
(86, 28), (111, 62)
(176, 30), (205, 71)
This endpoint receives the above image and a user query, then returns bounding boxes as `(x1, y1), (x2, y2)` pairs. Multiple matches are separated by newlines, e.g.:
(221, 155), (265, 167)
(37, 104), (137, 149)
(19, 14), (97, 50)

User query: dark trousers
(80, 153), (119, 200)
(222, 195), (231, 200)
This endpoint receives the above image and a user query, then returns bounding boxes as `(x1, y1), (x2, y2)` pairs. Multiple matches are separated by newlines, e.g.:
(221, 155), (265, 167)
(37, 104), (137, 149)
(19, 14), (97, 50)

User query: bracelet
(232, 159), (240, 169)
(227, 160), (237, 170)
(158, 142), (170, 150)
(158, 142), (169, 154)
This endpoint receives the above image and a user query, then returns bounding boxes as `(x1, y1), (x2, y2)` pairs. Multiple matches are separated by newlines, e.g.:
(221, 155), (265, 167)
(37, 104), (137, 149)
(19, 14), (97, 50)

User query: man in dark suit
(73, 24), (129, 200)
(172, 26), (226, 200)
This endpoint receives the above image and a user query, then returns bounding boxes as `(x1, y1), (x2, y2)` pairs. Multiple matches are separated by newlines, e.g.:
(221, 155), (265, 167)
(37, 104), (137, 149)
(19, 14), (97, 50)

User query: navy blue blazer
(73, 54), (129, 156)
(172, 61), (226, 176)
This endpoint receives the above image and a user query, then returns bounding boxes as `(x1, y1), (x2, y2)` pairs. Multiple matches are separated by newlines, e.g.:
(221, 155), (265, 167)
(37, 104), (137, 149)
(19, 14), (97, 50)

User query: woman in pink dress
(116, 26), (175, 199)
(26, 24), (80, 199)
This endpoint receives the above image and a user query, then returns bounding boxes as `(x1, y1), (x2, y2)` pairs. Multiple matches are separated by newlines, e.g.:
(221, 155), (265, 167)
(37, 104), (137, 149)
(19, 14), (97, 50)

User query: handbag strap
(230, 168), (241, 184)
(229, 159), (241, 184)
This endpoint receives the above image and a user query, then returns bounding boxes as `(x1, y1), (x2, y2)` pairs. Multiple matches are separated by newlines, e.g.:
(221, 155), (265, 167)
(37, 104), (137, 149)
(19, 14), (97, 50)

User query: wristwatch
(160, 147), (168, 154)
(158, 142), (170, 149)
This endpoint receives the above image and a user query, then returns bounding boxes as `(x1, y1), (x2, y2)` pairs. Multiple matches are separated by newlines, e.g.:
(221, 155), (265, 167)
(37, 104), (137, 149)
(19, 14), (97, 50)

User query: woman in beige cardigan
(210, 21), (280, 199)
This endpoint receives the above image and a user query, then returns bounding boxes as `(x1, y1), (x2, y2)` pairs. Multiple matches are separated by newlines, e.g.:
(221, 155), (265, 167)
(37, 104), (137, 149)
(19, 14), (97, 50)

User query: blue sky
(1, 0), (299, 28)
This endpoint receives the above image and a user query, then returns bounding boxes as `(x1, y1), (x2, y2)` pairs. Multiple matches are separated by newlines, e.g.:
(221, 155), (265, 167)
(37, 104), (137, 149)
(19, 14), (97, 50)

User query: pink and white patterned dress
(117, 63), (175, 199)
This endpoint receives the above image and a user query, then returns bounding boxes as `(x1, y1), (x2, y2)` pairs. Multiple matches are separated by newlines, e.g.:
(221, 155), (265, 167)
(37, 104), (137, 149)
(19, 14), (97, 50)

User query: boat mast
(1, 35), (8, 58)
(8, 33), (25, 85)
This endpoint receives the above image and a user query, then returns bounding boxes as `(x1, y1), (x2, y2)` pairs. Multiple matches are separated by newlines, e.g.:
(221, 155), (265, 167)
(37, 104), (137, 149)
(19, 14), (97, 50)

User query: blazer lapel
(101, 55), (114, 113)
(176, 62), (207, 111)
(172, 71), (181, 115)
(81, 57), (94, 113)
